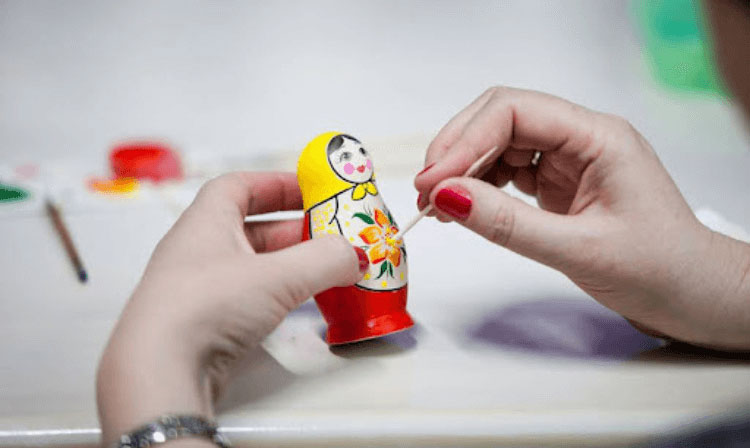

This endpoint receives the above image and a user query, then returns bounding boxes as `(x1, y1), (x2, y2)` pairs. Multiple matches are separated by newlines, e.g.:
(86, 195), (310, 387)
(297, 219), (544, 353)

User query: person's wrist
(697, 227), (750, 349)
(653, 223), (750, 350)
(97, 303), (213, 446)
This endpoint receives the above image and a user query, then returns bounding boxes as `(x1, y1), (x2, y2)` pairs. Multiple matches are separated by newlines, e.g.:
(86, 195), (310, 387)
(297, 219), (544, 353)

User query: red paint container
(110, 142), (182, 183)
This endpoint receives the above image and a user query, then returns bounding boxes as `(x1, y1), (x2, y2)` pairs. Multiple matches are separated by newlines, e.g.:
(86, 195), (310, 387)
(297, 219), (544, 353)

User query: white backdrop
(2, 0), (747, 166)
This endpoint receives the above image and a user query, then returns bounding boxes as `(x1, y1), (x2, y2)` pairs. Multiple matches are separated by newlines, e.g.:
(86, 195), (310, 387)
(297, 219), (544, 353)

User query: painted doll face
(327, 135), (374, 184)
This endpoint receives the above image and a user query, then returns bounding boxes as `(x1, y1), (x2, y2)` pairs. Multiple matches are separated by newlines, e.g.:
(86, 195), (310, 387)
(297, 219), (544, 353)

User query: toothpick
(392, 204), (433, 241)
(393, 146), (502, 241)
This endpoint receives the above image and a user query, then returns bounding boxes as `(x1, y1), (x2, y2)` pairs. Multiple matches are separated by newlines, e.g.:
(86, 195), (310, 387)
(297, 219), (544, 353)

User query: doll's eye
(339, 151), (352, 162)
(359, 147), (368, 156)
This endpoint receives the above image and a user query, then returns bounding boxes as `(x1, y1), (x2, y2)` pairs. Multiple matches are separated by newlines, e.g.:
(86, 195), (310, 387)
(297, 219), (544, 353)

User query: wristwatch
(112, 414), (231, 448)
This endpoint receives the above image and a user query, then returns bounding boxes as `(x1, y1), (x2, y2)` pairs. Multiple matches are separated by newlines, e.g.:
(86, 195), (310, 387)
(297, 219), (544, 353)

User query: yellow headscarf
(297, 131), (377, 210)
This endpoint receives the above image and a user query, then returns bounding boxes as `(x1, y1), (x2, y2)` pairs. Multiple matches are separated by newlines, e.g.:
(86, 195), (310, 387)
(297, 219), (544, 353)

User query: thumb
(430, 177), (587, 269)
(260, 235), (367, 308)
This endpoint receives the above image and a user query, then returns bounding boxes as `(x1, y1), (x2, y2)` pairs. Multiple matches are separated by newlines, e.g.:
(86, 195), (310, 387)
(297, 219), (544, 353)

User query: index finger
(414, 87), (596, 195)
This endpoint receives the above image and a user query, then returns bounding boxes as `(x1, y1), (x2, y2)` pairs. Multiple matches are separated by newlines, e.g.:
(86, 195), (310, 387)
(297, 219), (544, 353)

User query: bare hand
(97, 172), (366, 446)
(415, 87), (750, 350)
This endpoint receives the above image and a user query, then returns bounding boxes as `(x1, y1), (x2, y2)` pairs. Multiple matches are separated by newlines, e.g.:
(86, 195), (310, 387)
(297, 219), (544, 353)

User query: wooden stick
(45, 198), (88, 283)
(393, 146), (502, 241)
(392, 204), (433, 241)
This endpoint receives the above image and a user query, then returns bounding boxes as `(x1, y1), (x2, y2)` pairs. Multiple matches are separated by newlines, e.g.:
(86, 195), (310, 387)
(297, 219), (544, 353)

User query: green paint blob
(0, 183), (30, 203)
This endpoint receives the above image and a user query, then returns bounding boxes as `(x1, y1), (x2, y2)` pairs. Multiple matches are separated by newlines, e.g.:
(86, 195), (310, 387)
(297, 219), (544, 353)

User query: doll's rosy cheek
(344, 163), (355, 174)
(366, 159), (372, 170)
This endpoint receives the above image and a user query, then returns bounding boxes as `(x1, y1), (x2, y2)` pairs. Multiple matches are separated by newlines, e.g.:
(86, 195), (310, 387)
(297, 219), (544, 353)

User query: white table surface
(2, 1), (750, 447)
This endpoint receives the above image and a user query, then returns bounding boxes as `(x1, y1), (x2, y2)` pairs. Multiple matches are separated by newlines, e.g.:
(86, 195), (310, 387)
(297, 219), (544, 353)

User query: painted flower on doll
(356, 207), (405, 279)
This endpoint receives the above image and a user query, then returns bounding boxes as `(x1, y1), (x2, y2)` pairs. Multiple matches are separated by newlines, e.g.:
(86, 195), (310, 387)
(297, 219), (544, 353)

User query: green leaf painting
(353, 212), (374, 225)
(376, 262), (388, 279)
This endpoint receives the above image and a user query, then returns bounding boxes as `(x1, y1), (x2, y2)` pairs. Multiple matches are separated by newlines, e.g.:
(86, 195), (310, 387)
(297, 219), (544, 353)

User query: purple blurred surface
(469, 298), (664, 360)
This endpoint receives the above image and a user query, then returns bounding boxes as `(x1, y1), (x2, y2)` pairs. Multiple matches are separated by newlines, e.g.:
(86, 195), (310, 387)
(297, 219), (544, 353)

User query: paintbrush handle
(45, 199), (88, 283)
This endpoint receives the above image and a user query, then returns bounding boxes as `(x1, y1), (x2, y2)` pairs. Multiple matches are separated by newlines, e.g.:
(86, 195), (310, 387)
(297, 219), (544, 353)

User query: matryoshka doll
(297, 131), (414, 345)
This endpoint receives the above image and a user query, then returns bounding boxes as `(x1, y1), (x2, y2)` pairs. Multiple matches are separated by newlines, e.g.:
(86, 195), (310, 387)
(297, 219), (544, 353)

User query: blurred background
(2, 0), (749, 219)
(1, 0), (748, 167)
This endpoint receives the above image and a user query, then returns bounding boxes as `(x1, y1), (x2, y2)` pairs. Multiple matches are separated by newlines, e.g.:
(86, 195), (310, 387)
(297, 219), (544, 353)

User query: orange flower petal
(374, 208), (390, 228)
(369, 243), (387, 264)
(387, 247), (401, 267)
(359, 225), (382, 244)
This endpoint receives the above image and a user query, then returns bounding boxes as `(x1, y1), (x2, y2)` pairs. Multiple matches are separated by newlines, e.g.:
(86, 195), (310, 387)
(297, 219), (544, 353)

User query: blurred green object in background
(632, 0), (725, 94)
(0, 183), (29, 203)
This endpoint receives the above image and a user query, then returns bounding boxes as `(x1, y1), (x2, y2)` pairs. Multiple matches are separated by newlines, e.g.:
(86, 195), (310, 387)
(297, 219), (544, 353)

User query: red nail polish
(354, 247), (369, 272)
(435, 187), (472, 220)
(417, 163), (435, 176)
(417, 192), (424, 208)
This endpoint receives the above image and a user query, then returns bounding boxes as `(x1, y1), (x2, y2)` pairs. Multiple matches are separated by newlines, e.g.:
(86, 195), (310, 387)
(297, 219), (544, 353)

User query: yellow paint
(89, 177), (139, 195)
(345, 221), (350, 227)
(343, 204), (350, 210)
(400, 272), (404, 280)
(364, 273), (371, 280)
(381, 280), (388, 288)
(297, 131), (353, 210)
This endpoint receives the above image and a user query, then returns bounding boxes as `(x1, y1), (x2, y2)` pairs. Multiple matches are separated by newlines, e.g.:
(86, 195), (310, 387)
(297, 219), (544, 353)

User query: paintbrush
(392, 146), (503, 241)
(45, 197), (88, 283)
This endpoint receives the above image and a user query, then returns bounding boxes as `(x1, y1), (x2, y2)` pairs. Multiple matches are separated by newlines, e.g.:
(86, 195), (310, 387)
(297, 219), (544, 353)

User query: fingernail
(435, 186), (472, 220)
(417, 163), (435, 176)
(354, 247), (369, 273)
(417, 192), (424, 209)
